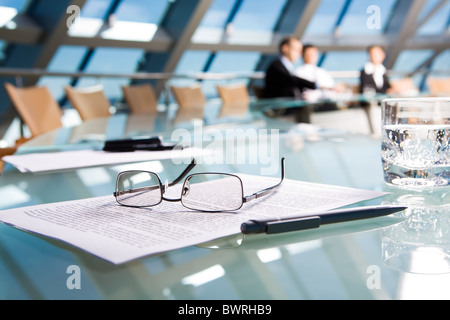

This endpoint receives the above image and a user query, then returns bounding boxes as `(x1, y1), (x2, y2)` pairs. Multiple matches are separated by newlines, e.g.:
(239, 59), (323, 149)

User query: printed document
(3, 148), (207, 173)
(0, 175), (386, 264)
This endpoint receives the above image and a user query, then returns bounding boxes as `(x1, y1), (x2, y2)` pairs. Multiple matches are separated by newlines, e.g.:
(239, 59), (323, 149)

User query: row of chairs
(2, 77), (449, 172)
(3, 82), (251, 138)
(426, 77), (450, 96)
(6, 76), (449, 139)
(4, 83), (159, 138)
(0, 82), (250, 172)
(388, 77), (450, 97)
(171, 83), (250, 108)
(4, 75), (449, 137)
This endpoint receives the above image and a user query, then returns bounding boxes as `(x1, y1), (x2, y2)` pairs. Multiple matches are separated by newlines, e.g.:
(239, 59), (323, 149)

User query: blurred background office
(0, 0), (449, 147)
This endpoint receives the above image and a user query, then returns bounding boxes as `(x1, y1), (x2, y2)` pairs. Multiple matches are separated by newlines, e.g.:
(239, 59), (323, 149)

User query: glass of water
(381, 97), (450, 187)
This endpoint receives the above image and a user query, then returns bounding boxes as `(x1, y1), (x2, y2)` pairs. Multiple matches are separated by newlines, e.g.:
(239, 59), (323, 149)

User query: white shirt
(364, 62), (386, 89)
(296, 64), (335, 89)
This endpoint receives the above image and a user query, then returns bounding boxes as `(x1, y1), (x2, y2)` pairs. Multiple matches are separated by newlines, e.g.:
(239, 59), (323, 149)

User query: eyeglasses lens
(116, 171), (162, 207)
(181, 174), (243, 212)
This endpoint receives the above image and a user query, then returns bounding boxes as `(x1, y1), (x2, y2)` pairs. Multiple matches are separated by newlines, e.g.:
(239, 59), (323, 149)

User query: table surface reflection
(1, 103), (449, 300)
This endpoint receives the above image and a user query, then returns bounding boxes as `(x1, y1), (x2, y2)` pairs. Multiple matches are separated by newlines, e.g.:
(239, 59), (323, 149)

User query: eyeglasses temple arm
(168, 158), (196, 187)
(243, 158), (285, 203)
(113, 185), (158, 197)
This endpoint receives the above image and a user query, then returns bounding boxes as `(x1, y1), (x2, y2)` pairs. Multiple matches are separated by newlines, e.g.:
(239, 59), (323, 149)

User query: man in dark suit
(359, 45), (392, 94)
(264, 36), (316, 99)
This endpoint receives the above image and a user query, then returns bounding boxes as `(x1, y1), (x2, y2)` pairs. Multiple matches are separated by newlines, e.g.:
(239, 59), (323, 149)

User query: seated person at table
(359, 45), (392, 94)
(264, 36), (316, 99)
(296, 44), (335, 90)
(296, 44), (345, 104)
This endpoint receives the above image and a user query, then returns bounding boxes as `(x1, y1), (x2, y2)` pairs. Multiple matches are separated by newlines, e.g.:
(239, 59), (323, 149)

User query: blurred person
(264, 36), (316, 99)
(359, 45), (392, 94)
(296, 44), (345, 103)
(296, 44), (336, 90)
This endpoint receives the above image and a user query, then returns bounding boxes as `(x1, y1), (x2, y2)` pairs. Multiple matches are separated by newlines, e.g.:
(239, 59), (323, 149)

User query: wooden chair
(216, 84), (250, 105)
(4, 83), (63, 137)
(216, 84), (251, 117)
(170, 84), (206, 109)
(121, 84), (158, 114)
(389, 77), (419, 96)
(427, 77), (450, 96)
(65, 85), (111, 121)
(173, 107), (205, 124)
(0, 146), (17, 174)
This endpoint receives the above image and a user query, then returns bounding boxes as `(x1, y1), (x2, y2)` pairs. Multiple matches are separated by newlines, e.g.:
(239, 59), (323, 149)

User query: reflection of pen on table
(103, 136), (180, 152)
(241, 205), (408, 235)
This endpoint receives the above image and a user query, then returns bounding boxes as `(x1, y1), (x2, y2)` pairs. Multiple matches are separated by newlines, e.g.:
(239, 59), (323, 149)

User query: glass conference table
(0, 99), (449, 300)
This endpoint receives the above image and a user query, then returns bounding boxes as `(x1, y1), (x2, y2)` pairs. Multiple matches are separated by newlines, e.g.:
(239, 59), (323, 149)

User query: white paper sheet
(0, 175), (386, 264)
(3, 148), (207, 173)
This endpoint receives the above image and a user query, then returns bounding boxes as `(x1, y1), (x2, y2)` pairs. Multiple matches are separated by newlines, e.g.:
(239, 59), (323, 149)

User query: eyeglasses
(113, 158), (285, 212)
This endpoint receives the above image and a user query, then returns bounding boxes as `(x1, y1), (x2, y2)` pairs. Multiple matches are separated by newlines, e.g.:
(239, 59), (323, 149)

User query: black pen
(103, 137), (178, 152)
(240, 205), (407, 235)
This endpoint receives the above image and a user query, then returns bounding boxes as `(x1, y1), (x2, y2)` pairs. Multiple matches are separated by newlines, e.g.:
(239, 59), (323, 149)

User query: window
(320, 51), (368, 84)
(192, 0), (236, 44)
(0, 0), (29, 11)
(75, 47), (144, 101)
(193, 0), (288, 45)
(37, 46), (89, 100)
(101, 0), (170, 41)
(68, 0), (170, 41)
(416, 0), (450, 35)
(202, 51), (261, 97)
(304, 0), (346, 35)
(338, 0), (397, 35)
(227, 0), (288, 44)
(171, 50), (211, 87)
(0, 0), (30, 28)
(430, 50), (450, 75)
(321, 51), (368, 72)
(0, 40), (5, 61)
(392, 50), (435, 88)
(68, 0), (113, 37)
(75, 0), (113, 18)
(393, 50), (434, 73)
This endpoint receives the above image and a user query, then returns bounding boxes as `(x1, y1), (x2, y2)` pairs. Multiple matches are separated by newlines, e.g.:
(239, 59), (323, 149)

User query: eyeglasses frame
(113, 157), (285, 212)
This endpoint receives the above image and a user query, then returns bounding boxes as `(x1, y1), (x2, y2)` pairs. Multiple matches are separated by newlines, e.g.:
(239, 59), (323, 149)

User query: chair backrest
(0, 146), (17, 174)
(121, 84), (158, 114)
(0, 146), (17, 158)
(390, 77), (419, 96)
(65, 85), (111, 121)
(170, 84), (206, 109)
(217, 84), (250, 105)
(4, 82), (63, 137)
(427, 77), (450, 96)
